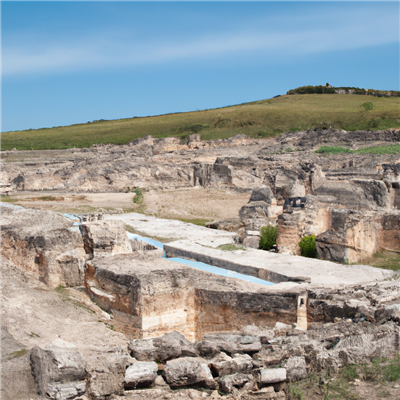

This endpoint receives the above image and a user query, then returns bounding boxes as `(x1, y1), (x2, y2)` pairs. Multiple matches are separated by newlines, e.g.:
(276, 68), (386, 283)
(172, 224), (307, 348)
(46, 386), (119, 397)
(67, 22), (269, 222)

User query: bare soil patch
(5, 188), (250, 222)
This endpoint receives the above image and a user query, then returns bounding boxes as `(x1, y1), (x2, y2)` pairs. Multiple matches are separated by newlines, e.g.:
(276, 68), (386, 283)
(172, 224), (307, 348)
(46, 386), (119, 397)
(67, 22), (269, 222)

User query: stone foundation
(84, 253), (305, 340)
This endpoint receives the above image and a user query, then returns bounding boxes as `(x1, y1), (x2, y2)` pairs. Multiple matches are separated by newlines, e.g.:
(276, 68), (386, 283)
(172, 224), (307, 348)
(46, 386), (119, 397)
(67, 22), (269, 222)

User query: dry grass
(2, 94), (399, 150)
(361, 250), (400, 271)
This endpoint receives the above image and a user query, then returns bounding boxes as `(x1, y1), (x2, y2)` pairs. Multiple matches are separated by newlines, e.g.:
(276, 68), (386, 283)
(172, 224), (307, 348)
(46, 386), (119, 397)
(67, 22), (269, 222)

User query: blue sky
(2, 1), (399, 132)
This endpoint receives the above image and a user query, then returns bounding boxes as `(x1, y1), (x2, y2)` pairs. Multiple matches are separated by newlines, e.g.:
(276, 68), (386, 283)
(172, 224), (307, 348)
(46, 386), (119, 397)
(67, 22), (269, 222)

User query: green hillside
(2, 93), (400, 151)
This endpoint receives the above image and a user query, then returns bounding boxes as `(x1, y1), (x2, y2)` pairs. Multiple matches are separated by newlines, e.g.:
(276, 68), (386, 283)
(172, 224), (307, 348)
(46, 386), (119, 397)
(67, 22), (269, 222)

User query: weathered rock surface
(163, 357), (216, 389)
(30, 339), (87, 399)
(0, 206), (87, 287)
(85, 346), (129, 399)
(220, 372), (253, 392)
(239, 186), (282, 234)
(210, 352), (253, 378)
(80, 219), (132, 257)
(1, 325), (41, 400)
(124, 361), (158, 389)
(129, 331), (199, 362)
(285, 356), (308, 382)
(260, 368), (287, 385)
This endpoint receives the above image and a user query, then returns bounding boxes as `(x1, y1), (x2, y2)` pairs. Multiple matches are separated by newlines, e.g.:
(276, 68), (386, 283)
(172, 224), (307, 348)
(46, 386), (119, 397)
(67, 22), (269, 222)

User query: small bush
(132, 188), (144, 204)
(299, 235), (317, 258)
(361, 102), (373, 111)
(259, 225), (278, 251)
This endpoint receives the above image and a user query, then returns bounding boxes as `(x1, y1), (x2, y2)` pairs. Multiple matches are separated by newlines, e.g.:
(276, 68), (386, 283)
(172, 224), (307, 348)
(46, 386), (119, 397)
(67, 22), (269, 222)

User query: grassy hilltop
(2, 92), (400, 151)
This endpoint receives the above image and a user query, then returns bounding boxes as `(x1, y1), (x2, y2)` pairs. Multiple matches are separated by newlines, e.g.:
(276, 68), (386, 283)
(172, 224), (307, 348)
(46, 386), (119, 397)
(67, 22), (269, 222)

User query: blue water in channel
(126, 232), (274, 286)
(0, 206), (273, 286)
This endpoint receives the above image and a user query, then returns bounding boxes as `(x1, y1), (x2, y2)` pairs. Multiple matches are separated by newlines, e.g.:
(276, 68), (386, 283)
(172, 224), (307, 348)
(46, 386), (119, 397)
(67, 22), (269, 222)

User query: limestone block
(219, 373), (253, 393)
(210, 352), (252, 377)
(46, 382), (86, 400)
(375, 304), (400, 324)
(85, 346), (129, 398)
(210, 352), (237, 376)
(152, 331), (199, 361)
(285, 356), (308, 382)
(203, 334), (262, 355)
(249, 186), (274, 204)
(243, 236), (260, 249)
(124, 361), (158, 389)
(197, 340), (221, 359)
(80, 220), (132, 257)
(30, 339), (87, 399)
(129, 331), (199, 362)
(260, 368), (287, 384)
(163, 357), (216, 388)
(130, 239), (158, 251)
(129, 339), (157, 361)
(232, 353), (253, 373)
(239, 202), (273, 231)
(153, 375), (169, 388)
(241, 387), (286, 400)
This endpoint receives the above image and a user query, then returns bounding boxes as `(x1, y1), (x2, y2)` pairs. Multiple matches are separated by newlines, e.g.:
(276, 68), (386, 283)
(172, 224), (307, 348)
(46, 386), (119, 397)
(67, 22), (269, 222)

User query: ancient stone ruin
(2, 128), (400, 399)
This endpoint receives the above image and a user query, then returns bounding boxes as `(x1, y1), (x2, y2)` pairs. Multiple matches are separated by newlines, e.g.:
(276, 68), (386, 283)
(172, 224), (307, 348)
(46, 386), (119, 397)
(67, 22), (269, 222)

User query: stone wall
(195, 289), (301, 339)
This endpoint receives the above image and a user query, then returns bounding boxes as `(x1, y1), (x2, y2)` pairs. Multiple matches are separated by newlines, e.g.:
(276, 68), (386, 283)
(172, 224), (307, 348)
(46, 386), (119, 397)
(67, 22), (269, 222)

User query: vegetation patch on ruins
(299, 235), (317, 258)
(174, 217), (212, 227)
(54, 285), (95, 314)
(131, 188), (144, 204)
(125, 224), (176, 243)
(216, 243), (245, 251)
(316, 144), (400, 155)
(259, 225), (278, 251)
(0, 195), (20, 203)
(6, 349), (28, 360)
(288, 356), (400, 400)
(32, 196), (64, 201)
(361, 250), (400, 272)
(2, 93), (399, 150)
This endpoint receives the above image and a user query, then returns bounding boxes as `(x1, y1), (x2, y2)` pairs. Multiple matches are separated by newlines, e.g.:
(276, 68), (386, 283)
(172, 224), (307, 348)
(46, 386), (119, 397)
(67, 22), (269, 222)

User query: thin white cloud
(3, 10), (398, 77)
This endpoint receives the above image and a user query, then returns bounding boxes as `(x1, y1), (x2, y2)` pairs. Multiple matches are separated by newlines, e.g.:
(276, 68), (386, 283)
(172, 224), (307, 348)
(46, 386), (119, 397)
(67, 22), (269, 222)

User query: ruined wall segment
(195, 289), (301, 339)
(84, 253), (303, 341)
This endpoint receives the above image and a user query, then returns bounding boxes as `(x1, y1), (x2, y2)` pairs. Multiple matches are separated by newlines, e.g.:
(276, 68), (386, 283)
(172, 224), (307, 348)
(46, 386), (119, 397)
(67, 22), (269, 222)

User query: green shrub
(361, 102), (373, 111)
(299, 235), (317, 258)
(315, 146), (351, 154)
(259, 225), (278, 250)
(132, 188), (144, 204)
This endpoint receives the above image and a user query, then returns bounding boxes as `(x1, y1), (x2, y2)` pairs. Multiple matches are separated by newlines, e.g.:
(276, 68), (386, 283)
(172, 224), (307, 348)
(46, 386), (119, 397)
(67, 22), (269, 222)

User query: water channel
(126, 232), (274, 286)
